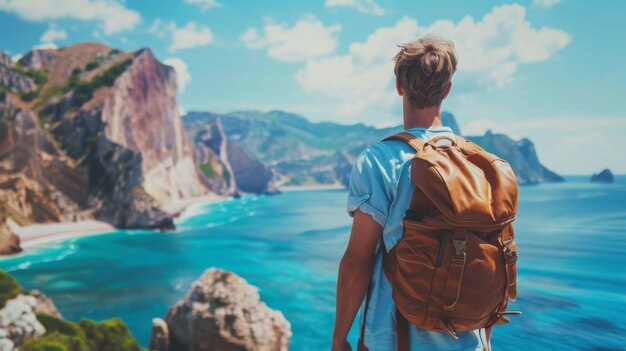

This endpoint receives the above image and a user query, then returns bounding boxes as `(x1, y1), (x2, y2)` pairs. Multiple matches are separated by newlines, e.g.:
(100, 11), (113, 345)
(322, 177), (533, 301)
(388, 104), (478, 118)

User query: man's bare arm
(332, 209), (384, 350)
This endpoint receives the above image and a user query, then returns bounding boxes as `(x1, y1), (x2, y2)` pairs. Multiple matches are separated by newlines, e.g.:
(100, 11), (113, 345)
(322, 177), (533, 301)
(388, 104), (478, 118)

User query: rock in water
(591, 168), (614, 183)
(151, 268), (291, 351)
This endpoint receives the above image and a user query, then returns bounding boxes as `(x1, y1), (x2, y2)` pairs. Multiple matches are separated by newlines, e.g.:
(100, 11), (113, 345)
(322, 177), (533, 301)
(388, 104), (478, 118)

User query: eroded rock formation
(0, 294), (47, 350)
(0, 44), (209, 231)
(150, 268), (291, 351)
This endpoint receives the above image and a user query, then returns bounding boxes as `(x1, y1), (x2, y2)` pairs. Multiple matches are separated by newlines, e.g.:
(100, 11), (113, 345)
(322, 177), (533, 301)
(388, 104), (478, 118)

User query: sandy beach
(7, 187), (342, 251)
(7, 193), (229, 251)
(8, 219), (116, 249)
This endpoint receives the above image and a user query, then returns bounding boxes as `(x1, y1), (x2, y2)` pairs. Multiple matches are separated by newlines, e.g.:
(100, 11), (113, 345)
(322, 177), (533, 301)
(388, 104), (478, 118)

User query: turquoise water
(1, 176), (626, 350)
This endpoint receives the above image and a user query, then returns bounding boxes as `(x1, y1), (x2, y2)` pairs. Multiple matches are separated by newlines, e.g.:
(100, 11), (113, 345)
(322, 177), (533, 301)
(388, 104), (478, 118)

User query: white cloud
(240, 15), (341, 62)
(0, 0), (140, 34)
(171, 22), (213, 51)
(164, 57), (191, 92)
(40, 27), (67, 43)
(325, 0), (386, 16)
(184, 0), (221, 12)
(150, 19), (214, 52)
(296, 4), (571, 118)
(532, 0), (561, 9)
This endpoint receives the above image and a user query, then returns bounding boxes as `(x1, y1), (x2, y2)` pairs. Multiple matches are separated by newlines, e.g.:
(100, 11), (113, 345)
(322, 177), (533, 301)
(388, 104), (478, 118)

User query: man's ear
(442, 81), (452, 100)
(396, 78), (404, 96)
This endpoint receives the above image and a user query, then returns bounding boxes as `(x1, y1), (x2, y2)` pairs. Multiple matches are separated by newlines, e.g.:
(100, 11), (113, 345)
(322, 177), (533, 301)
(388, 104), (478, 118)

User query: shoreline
(7, 193), (231, 253)
(5, 185), (348, 254)
(10, 220), (116, 249)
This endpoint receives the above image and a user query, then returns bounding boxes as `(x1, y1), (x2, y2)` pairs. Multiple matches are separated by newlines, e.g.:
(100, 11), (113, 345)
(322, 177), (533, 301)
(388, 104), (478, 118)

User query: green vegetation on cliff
(23, 314), (144, 351)
(65, 58), (133, 110)
(0, 270), (144, 351)
(0, 270), (22, 307)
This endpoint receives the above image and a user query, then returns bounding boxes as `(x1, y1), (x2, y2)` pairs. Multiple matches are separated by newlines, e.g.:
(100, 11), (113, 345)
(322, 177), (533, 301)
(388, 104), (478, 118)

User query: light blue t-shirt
(347, 127), (489, 351)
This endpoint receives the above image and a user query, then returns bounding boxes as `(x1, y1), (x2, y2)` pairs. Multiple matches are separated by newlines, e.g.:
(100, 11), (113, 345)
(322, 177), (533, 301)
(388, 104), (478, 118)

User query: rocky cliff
(0, 43), (209, 230)
(150, 268), (291, 351)
(185, 113), (280, 194)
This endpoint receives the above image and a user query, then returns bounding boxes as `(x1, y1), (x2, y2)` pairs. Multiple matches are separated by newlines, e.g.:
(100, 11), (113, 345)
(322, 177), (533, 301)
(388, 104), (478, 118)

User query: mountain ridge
(183, 109), (564, 187)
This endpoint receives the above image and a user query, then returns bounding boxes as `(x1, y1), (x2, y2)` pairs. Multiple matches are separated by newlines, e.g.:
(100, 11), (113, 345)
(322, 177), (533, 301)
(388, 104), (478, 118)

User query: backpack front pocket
(391, 226), (444, 322)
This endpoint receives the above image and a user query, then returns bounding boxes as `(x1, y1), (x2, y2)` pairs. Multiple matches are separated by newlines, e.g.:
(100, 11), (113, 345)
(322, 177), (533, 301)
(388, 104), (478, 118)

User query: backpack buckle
(452, 239), (467, 255)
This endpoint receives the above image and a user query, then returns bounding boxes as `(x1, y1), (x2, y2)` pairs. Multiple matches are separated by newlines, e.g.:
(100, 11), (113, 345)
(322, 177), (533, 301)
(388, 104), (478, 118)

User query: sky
(0, 0), (625, 174)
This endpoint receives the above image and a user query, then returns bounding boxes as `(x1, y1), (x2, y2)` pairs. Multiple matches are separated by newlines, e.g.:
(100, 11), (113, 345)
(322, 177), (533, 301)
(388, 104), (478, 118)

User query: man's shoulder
(354, 139), (414, 170)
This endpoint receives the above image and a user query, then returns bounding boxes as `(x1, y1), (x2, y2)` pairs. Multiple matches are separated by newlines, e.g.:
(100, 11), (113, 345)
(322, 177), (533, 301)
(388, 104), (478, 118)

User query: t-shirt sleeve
(346, 143), (395, 228)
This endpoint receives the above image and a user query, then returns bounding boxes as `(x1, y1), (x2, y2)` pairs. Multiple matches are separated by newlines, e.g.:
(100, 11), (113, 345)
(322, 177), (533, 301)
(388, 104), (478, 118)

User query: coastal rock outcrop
(0, 294), (47, 349)
(185, 114), (279, 195)
(591, 168), (614, 183)
(0, 206), (21, 255)
(0, 270), (144, 350)
(150, 268), (291, 351)
(192, 118), (238, 195)
(0, 272), (64, 350)
(27, 290), (61, 319)
(0, 43), (210, 232)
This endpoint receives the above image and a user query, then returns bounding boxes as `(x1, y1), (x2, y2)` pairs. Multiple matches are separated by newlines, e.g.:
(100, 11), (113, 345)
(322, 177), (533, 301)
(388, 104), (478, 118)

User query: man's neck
(403, 104), (444, 130)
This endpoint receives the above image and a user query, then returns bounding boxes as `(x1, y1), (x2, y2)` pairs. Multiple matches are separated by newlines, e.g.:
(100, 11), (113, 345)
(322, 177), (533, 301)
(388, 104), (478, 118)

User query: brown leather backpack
(361, 132), (520, 351)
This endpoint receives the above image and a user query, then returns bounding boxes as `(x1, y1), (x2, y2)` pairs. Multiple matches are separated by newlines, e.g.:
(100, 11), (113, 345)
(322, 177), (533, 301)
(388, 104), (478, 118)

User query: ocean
(1, 176), (625, 350)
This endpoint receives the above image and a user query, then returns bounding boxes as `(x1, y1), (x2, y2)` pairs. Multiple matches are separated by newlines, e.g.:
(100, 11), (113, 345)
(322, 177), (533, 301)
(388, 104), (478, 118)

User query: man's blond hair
(393, 35), (457, 108)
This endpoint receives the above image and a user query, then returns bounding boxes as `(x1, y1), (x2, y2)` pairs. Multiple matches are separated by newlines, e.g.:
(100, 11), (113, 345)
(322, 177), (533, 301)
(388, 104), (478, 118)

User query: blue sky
(1, 0), (625, 174)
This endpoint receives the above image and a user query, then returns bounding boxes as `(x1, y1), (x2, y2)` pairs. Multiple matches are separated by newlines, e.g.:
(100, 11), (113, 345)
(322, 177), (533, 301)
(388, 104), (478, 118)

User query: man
(332, 36), (489, 350)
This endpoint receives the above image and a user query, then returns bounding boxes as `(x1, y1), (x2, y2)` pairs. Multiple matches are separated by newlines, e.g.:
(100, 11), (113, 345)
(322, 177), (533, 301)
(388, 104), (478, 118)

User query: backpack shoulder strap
(382, 132), (426, 152)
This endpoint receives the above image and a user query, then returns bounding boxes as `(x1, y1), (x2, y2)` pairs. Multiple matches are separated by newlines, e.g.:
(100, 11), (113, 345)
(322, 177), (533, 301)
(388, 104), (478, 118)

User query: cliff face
(101, 49), (205, 203)
(191, 117), (238, 195)
(150, 268), (291, 351)
(0, 43), (208, 230)
(185, 114), (279, 195)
